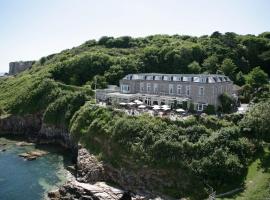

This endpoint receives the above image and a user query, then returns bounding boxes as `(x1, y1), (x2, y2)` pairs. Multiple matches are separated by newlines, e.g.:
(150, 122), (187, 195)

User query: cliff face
(9, 61), (35, 75)
(76, 148), (177, 199)
(0, 114), (75, 149)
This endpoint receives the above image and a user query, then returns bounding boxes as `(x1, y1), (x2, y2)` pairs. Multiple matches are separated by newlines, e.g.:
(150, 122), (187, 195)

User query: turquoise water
(0, 137), (72, 200)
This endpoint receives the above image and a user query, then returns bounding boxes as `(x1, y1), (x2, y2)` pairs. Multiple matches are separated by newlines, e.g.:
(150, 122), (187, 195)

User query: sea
(0, 137), (72, 200)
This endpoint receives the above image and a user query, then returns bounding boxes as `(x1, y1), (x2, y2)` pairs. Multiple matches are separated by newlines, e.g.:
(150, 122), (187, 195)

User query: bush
(240, 100), (270, 141)
(204, 105), (216, 115)
(218, 92), (237, 113)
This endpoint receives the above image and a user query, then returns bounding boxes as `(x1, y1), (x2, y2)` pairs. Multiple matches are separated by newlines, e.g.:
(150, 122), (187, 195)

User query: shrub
(204, 104), (216, 115)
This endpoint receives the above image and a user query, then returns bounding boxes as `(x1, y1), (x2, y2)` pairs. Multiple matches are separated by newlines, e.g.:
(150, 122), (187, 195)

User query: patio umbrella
(128, 102), (136, 106)
(162, 107), (170, 111)
(138, 105), (146, 109)
(134, 100), (143, 105)
(161, 105), (170, 108)
(152, 105), (161, 110)
(176, 108), (185, 112)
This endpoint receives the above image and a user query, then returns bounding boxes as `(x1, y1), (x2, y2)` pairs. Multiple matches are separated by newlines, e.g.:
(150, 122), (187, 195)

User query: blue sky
(0, 0), (269, 72)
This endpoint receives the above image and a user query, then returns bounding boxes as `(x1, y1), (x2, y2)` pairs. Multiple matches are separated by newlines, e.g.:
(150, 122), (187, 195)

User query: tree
(0, 107), (5, 116)
(218, 93), (236, 113)
(245, 66), (268, 90)
(202, 55), (219, 73)
(187, 61), (201, 74)
(220, 58), (237, 80)
(235, 71), (245, 86)
(240, 100), (270, 141)
(205, 105), (216, 115)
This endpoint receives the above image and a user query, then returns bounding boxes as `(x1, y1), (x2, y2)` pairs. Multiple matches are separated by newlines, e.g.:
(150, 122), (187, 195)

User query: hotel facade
(96, 73), (234, 111)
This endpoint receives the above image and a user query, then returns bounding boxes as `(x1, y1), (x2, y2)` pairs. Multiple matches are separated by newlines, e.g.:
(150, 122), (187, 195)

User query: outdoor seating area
(99, 99), (190, 120)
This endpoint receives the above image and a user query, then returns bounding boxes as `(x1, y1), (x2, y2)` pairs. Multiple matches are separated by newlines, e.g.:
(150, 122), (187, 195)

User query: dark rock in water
(18, 153), (37, 161)
(27, 156), (37, 161)
(119, 191), (132, 200)
(1, 149), (7, 152)
(18, 150), (48, 161)
(18, 153), (30, 157)
(66, 165), (76, 174)
(16, 141), (34, 146)
(48, 190), (60, 200)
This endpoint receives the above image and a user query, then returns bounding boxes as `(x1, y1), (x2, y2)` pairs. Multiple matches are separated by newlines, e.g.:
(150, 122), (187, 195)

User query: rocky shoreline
(0, 114), (174, 200)
(49, 147), (172, 200)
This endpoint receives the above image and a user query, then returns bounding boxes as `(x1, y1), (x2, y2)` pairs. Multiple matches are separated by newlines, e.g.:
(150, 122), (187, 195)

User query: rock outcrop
(0, 113), (42, 136)
(9, 61), (35, 75)
(49, 181), (142, 200)
(0, 114), (75, 150)
(76, 148), (175, 200)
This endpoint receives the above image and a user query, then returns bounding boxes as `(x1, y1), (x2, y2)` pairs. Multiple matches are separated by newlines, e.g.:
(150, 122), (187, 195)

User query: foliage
(204, 104), (216, 115)
(235, 71), (246, 86)
(43, 90), (91, 126)
(240, 100), (270, 142)
(218, 92), (237, 113)
(187, 61), (201, 74)
(245, 66), (269, 90)
(70, 104), (256, 197)
(220, 58), (237, 80)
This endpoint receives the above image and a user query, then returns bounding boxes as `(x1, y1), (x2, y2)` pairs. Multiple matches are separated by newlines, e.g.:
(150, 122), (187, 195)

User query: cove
(0, 137), (73, 200)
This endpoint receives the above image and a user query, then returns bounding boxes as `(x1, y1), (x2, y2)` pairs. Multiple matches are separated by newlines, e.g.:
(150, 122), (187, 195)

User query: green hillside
(0, 32), (269, 199)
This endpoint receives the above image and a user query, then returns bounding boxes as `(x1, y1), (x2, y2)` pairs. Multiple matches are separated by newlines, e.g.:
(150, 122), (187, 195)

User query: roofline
(123, 73), (229, 77)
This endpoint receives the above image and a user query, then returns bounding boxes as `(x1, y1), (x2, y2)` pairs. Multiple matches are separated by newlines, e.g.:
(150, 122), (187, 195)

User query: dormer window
(193, 77), (200, 82)
(183, 76), (191, 82)
(155, 76), (162, 80)
(146, 76), (153, 80)
(163, 76), (169, 81)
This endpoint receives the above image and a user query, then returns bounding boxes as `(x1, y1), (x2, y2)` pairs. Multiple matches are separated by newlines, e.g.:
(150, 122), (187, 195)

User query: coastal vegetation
(0, 32), (269, 198)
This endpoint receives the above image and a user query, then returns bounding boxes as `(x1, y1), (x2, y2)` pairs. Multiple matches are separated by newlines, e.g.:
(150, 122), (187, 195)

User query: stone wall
(9, 61), (35, 75)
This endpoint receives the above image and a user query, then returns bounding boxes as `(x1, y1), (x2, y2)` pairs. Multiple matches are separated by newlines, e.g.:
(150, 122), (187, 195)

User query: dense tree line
(36, 32), (270, 90)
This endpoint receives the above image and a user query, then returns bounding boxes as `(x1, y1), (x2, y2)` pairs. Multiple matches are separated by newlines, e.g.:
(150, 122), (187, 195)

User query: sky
(0, 0), (269, 72)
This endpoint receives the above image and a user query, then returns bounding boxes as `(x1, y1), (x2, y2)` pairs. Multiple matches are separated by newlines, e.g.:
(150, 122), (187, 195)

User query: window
(169, 84), (174, 94)
(154, 76), (162, 80)
(193, 77), (200, 82)
(163, 76), (169, 81)
(147, 83), (151, 92)
(197, 103), (208, 111)
(183, 77), (191, 82)
(154, 83), (158, 94)
(173, 76), (181, 81)
(199, 87), (204, 96)
(140, 82), (144, 92)
(186, 86), (190, 96)
(177, 85), (182, 95)
(197, 103), (203, 111)
(121, 84), (130, 93)
(146, 76), (153, 80)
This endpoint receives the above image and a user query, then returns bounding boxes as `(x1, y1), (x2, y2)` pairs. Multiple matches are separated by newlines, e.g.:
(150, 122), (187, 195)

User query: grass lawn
(218, 146), (270, 200)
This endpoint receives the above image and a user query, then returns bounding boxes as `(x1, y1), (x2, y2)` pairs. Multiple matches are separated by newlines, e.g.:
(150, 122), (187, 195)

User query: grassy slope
(218, 146), (270, 200)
